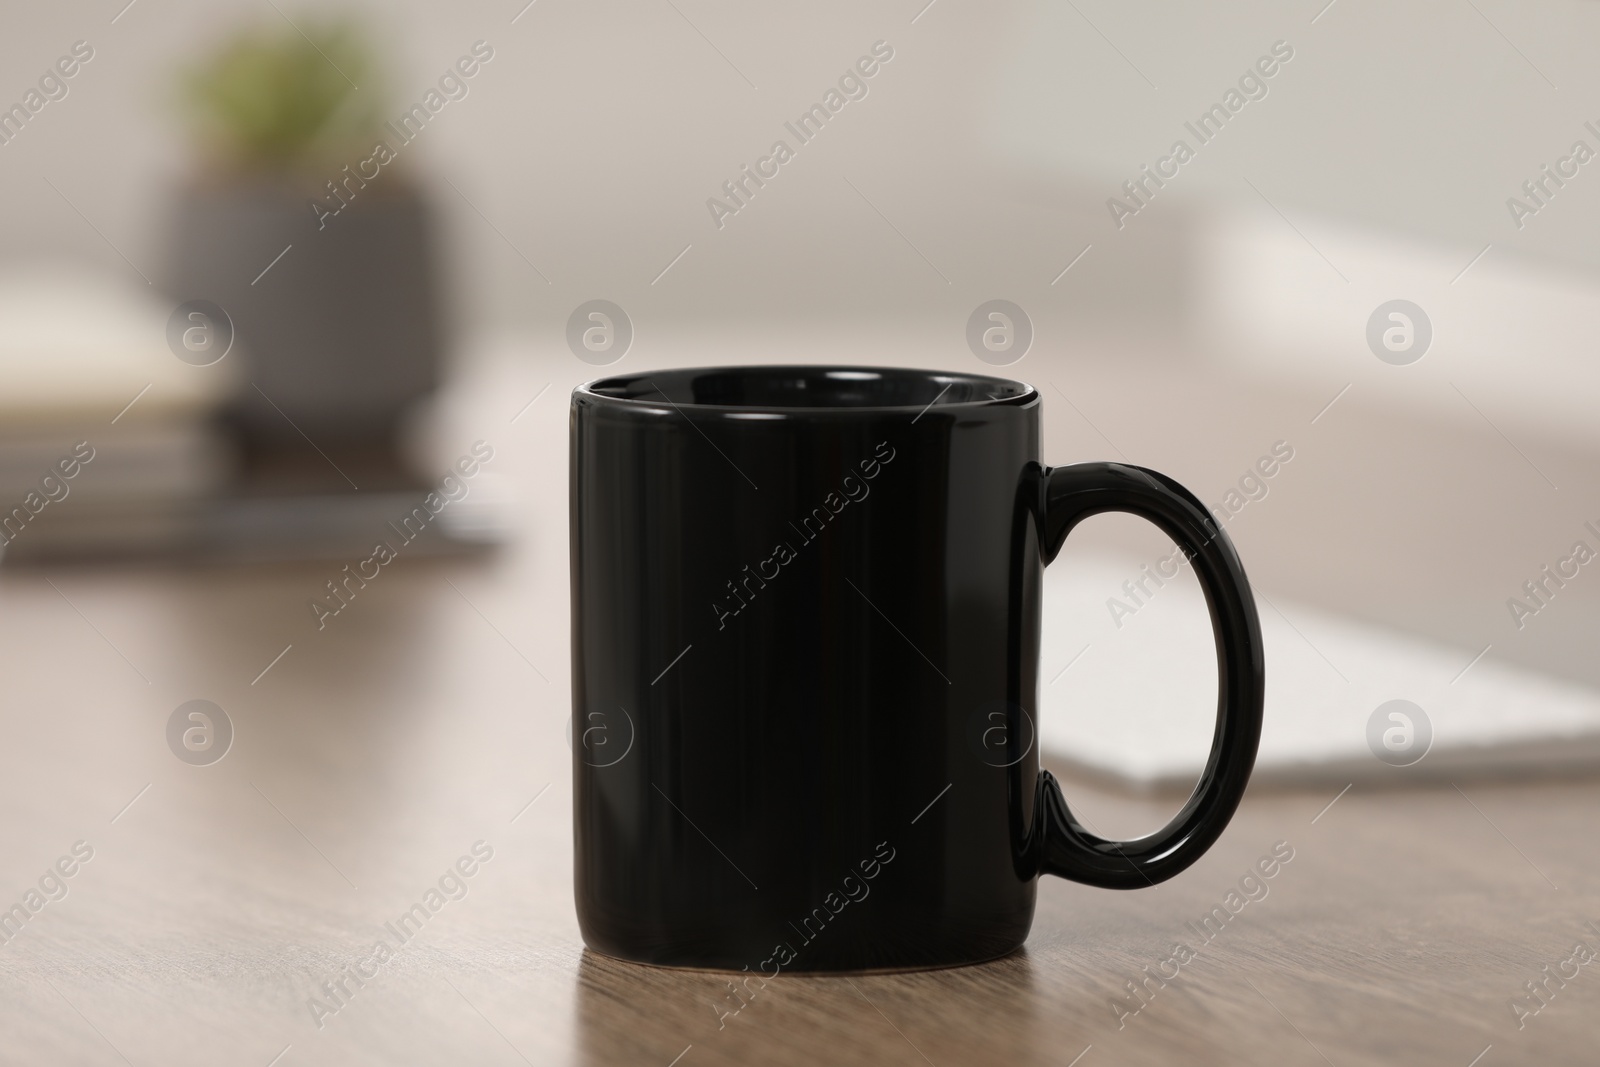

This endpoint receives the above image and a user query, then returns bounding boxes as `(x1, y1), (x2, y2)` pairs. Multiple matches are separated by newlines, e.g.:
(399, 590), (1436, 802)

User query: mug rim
(574, 364), (1038, 415)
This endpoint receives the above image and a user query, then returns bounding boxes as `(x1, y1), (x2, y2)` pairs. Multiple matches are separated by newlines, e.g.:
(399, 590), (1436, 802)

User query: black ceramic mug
(570, 366), (1263, 972)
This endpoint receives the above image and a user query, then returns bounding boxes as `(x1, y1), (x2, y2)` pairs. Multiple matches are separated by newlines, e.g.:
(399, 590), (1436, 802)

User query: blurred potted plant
(165, 19), (442, 482)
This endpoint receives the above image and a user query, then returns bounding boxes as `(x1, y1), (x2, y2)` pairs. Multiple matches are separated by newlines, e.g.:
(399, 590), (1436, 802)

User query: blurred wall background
(8, 1), (1600, 324)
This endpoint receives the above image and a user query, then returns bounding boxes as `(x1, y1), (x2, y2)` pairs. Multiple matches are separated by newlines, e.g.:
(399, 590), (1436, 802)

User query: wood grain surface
(2, 552), (1595, 1067)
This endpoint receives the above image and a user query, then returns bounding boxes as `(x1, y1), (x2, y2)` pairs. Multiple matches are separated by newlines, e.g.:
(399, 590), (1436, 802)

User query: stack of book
(0, 264), (233, 560)
(0, 263), (510, 565)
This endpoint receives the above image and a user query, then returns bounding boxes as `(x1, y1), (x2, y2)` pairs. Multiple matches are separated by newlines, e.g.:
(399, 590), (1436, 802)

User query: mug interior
(583, 365), (1033, 410)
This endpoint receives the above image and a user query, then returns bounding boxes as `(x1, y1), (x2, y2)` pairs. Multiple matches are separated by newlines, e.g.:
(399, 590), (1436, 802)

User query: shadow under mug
(569, 365), (1264, 972)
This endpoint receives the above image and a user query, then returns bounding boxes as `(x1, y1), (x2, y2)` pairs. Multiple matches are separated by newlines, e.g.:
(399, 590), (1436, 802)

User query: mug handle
(1033, 462), (1265, 888)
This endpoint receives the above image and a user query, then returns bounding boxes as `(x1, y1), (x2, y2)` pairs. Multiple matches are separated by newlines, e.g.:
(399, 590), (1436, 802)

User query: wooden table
(1, 382), (1596, 1067)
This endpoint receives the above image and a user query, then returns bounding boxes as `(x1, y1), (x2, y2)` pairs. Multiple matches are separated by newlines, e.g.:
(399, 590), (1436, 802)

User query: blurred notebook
(1039, 550), (1600, 791)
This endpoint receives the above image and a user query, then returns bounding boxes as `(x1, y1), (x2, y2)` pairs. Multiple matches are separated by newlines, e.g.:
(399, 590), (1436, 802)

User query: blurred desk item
(1041, 550), (1600, 790)
(164, 17), (442, 456)
(0, 265), (231, 559)
(0, 264), (235, 501)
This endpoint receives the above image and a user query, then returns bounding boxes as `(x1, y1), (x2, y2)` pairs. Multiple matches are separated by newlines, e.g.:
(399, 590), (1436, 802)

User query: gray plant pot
(163, 180), (443, 454)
